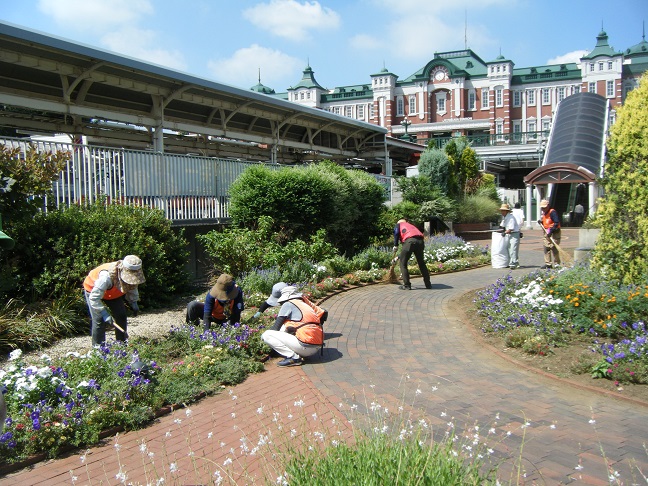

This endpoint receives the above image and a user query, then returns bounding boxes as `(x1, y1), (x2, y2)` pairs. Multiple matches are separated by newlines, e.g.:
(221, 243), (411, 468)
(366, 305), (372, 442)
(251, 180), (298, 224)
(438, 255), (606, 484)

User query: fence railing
(0, 137), (282, 223)
(1, 137), (395, 222)
(421, 131), (550, 149)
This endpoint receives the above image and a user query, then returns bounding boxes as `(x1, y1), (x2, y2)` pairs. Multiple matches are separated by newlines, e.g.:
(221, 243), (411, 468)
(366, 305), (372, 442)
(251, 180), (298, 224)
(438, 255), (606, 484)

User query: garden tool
(383, 250), (400, 284)
(548, 235), (573, 264)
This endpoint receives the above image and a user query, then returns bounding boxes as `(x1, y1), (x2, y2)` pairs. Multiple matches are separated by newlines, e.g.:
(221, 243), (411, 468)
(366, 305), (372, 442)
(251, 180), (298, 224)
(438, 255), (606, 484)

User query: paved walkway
(3, 229), (648, 485)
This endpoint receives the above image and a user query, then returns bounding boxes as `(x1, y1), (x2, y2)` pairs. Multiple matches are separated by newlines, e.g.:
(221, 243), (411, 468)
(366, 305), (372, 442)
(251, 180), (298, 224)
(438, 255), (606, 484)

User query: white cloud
(101, 27), (188, 71)
(207, 44), (302, 89)
(37, 0), (153, 31)
(243, 0), (340, 41)
(547, 50), (590, 65)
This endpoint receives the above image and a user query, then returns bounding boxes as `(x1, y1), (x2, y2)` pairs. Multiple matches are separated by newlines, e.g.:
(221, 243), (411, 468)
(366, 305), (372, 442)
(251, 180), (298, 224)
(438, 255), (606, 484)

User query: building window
(468, 90), (476, 110)
(307, 92), (311, 99)
(437, 92), (446, 113)
(408, 95), (416, 114)
(542, 119), (551, 136)
(345, 105), (353, 117)
(357, 104), (365, 119)
(496, 120), (504, 141)
(607, 80), (614, 97)
(300, 92), (305, 100)
(513, 91), (521, 107)
(527, 90), (535, 106)
(481, 88), (489, 109)
(528, 120), (537, 139)
(334, 106), (341, 115)
(598, 62), (604, 71)
(513, 121), (522, 141)
(557, 87), (565, 102)
(542, 88), (550, 105)
(608, 61), (613, 70)
(574, 84), (581, 94)
(495, 88), (503, 107)
(396, 97), (404, 116)
(589, 81), (596, 93)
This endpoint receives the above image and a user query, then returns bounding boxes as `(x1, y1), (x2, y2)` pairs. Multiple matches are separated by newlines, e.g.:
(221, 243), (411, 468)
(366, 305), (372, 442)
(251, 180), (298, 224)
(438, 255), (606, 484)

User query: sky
(1, 0), (646, 94)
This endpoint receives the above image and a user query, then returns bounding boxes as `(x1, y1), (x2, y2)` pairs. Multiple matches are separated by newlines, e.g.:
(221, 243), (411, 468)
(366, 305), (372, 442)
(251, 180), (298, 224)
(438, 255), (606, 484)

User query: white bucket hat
(119, 255), (145, 285)
(276, 285), (302, 304)
(266, 282), (288, 307)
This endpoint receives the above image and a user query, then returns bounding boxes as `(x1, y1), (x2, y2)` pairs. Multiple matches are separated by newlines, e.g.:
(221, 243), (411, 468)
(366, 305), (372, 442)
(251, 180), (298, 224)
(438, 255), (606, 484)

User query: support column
(525, 184), (533, 229)
(588, 182), (597, 216)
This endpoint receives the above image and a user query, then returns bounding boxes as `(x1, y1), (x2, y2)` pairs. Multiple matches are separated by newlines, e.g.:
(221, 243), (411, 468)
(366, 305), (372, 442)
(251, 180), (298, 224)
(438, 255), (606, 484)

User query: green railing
(420, 131), (549, 149)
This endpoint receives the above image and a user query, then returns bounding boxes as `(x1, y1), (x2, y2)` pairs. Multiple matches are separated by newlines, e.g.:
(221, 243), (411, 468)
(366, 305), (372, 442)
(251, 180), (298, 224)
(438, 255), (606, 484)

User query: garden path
(3, 228), (647, 485)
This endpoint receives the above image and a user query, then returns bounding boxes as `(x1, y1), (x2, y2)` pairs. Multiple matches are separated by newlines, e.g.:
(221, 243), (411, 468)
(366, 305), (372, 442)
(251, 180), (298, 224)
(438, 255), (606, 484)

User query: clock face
(435, 70), (445, 81)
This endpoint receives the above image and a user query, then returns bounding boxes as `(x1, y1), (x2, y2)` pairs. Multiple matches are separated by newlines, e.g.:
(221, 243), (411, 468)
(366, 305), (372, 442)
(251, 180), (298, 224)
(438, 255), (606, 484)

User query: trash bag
(491, 231), (509, 268)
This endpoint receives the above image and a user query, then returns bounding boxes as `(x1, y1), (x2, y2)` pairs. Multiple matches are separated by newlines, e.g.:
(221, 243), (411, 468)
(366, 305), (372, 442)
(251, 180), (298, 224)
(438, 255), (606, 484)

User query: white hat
(266, 282), (288, 307)
(276, 285), (302, 304)
(119, 255), (145, 285)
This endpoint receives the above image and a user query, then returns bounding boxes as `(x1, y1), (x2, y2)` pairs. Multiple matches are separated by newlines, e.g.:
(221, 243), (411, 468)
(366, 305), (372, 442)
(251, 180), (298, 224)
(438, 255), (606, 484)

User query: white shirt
(500, 212), (520, 233)
(512, 207), (525, 227)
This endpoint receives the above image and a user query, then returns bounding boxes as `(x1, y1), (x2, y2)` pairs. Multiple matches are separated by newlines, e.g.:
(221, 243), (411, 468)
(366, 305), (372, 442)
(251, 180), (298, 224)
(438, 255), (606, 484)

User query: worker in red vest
(393, 219), (432, 290)
(83, 255), (145, 346)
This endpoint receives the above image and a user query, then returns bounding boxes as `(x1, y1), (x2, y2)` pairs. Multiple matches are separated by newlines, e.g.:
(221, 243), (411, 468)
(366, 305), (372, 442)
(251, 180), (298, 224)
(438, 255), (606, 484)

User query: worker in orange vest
(83, 255), (145, 345)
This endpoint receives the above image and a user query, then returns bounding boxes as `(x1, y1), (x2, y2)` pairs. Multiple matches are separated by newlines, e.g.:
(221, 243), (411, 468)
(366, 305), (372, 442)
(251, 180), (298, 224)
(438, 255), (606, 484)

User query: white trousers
(261, 330), (320, 359)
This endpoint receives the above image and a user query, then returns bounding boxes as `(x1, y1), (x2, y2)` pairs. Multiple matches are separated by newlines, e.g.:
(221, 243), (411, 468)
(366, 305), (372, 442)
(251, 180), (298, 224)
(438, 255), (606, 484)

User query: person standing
(252, 282), (288, 319)
(393, 218), (431, 290)
(499, 203), (520, 269)
(512, 202), (525, 228)
(261, 286), (326, 367)
(538, 199), (562, 268)
(83, 255), (145, 346)
(573, 203), (585, 227)
(186, 273), (244, 330)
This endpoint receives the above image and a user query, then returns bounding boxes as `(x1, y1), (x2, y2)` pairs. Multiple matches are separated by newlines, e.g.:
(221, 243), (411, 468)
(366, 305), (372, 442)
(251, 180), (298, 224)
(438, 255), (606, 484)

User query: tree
(591, 76), (648, 284)
(418, 147), (449, 194)
(0, 144), (68, 227)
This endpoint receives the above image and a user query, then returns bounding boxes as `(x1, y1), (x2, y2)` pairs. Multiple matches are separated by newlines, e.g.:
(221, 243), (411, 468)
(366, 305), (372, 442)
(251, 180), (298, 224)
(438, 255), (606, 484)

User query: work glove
(285, 326), (297, 335)
(537, 219), (543, 227)
(392, 256), (399, 263)
(392, 246), (398, 252)
(101, 310), (113, 327)
(253, 311), (261, 319)
(130, 302), (139, 317)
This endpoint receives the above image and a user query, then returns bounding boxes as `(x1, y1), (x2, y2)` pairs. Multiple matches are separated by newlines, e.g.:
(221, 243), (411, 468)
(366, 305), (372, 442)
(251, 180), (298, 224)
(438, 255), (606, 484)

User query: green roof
(289, 65), (324, 90)
(511, 63), (581, 84)
(322, 84), (373, 102)
(624, 35), (648, 58)
(581, 29), (621, 59)
(400, 49), (488, 82)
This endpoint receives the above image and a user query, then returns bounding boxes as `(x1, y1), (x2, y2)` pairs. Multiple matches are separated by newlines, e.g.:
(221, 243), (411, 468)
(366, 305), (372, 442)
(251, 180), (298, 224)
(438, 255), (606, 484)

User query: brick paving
(3, 228), (648, 485)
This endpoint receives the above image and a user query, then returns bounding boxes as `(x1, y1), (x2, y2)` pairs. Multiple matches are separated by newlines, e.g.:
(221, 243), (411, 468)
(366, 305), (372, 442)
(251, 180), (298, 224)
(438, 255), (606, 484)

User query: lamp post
(400, 117), (412, 142)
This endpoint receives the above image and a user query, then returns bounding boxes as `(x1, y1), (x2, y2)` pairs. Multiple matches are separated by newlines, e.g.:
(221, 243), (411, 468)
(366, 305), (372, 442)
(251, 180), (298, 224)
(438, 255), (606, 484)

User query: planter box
(578, 228), (600, 249)
(453, 223), (493, 241)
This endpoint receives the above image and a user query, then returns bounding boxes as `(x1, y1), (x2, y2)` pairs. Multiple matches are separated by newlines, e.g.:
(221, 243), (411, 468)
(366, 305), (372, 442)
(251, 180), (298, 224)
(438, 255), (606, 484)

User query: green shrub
(228, 162), (386, 256)
(455, 194), (500, 223)
(2, 201), (190, 308)
(198, 216), (338, 278)
(591, 76), (648, 284)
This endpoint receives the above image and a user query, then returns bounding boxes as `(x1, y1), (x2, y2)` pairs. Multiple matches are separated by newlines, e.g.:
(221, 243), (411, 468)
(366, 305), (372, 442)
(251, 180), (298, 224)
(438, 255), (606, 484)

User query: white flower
(9, 349), (22, 361)
(185, 409), (192, 417)
(39, 354), (52, 363)
(294, 399), (305, 407)
(207, 432), (213, 439)
(169, 462), (178, 473)
(588, 419), (596, 424)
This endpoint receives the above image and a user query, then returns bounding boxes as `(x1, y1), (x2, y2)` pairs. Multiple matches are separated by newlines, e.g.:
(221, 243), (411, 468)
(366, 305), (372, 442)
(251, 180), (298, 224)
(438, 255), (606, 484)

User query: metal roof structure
(524, 92), (608, 186)
(0, 21), (419, 172)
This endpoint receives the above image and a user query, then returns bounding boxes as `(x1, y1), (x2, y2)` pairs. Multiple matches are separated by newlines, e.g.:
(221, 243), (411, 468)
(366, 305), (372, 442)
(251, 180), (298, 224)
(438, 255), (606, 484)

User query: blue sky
(2, 0), (646, 93)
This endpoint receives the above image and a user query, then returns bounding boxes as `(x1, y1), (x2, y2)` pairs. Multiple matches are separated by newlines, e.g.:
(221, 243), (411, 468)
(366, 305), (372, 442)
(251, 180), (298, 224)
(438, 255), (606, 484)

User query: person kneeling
(261, 286), (325, 367)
